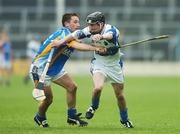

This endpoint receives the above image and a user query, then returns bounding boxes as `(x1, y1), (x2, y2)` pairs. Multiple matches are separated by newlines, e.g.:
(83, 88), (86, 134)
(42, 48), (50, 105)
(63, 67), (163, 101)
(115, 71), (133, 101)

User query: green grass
(0, 75), (180, 134)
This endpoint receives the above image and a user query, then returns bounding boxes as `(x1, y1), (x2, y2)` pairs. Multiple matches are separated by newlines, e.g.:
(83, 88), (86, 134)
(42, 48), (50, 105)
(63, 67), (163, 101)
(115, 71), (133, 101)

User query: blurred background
(0, 1), (179, 133)
(0, 0), (180, 76)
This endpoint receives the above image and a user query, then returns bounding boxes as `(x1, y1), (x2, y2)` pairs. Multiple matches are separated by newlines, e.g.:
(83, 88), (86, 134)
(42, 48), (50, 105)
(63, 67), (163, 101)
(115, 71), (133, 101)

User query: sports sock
(68, 108), (77, 118)
(120, 108), (128, 122)
(91, 97), (100, 110)
(36, 112), (46, 121)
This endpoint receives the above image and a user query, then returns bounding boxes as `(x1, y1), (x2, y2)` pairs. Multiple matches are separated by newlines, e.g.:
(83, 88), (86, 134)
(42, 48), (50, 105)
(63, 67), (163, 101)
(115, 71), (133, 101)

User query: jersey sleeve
(71, 27), (91, 39)
(66, 40), (79, 47)
(105, 26), (120, 40)
(103, 26), (120, 47)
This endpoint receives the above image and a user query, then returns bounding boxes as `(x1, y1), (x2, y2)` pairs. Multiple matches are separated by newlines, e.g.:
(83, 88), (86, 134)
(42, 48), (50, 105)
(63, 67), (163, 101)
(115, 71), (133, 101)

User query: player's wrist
(95, 47), (100, 52)
(100, 35), (104, 40)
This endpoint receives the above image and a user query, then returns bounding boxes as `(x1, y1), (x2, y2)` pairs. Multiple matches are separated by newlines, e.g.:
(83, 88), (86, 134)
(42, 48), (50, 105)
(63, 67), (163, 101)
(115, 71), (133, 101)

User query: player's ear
(64, 21), (70, 27)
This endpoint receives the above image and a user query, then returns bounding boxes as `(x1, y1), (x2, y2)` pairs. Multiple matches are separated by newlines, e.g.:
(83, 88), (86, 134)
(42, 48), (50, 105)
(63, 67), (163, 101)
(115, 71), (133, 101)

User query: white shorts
(29, 64), (67, 87)
(90, 61), (124, 84)
(0, 54), (11, 69)
(4, 61), (11, 69)
(0, 53), (4, 68)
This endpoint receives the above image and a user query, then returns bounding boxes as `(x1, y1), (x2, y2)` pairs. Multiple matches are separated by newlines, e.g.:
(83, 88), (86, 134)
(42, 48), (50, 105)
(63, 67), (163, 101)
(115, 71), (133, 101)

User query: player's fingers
(97, 35), (102, 41)
(92, 35), (101, 41)
(51, 40), (59, 48)
(91, 36), (96, 41)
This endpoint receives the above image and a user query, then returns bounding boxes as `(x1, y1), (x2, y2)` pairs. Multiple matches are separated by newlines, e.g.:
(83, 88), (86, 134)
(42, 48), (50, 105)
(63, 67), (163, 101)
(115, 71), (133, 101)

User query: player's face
(68, 16), (80, 32)
(88, 23), (102, 34)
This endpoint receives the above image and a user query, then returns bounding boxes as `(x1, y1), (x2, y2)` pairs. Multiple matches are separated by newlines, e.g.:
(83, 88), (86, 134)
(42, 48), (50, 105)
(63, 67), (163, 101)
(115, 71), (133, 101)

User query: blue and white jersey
(72, 24), (122, 65)
(32, 27), (76, 76)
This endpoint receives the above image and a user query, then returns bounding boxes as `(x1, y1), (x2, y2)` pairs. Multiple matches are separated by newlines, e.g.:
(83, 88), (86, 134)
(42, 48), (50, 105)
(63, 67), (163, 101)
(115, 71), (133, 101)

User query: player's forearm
(52, 34), (74, 48)
(92, 33), (113, 42)
(72, 42), (98, 51)
(63, 34), (74, 42)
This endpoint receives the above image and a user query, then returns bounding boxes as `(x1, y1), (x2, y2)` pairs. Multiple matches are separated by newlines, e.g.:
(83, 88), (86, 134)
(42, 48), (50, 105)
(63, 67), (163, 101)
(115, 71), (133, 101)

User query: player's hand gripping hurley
(32, 48), (55, 101)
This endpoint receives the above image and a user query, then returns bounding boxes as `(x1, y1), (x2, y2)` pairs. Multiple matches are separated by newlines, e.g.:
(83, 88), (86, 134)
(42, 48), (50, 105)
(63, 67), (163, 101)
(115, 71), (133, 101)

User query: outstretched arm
(91, 32), (113, 42)
(69, 40), (106, 53)
(52, 34), (75, 48)
(52, 29), (89, 48)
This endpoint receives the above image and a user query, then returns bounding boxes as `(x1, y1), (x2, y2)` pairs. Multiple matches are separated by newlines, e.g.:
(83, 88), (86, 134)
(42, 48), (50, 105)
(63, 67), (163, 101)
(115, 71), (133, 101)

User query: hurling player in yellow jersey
(30, 13), (106, 127)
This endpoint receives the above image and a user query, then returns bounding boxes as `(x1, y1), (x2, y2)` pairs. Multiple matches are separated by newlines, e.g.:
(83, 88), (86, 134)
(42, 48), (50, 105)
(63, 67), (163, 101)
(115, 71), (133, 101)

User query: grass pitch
(0, 75), (179, 134)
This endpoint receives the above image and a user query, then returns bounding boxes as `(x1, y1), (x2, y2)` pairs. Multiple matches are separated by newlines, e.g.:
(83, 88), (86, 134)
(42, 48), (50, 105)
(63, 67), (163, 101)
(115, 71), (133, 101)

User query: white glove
(32, 88), (46, 101)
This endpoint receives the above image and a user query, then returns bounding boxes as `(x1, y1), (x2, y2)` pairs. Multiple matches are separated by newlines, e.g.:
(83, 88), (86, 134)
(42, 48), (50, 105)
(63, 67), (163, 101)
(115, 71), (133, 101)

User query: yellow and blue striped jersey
(32, 27), (75, 76)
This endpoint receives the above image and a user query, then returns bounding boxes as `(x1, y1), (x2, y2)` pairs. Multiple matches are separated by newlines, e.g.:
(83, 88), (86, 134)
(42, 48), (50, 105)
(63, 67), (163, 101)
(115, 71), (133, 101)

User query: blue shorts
(29, 64), (67, 87)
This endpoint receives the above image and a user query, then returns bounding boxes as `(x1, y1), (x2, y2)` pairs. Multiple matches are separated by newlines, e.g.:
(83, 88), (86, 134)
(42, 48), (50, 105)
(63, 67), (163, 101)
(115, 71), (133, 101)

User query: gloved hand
(97, 46), (119, 56)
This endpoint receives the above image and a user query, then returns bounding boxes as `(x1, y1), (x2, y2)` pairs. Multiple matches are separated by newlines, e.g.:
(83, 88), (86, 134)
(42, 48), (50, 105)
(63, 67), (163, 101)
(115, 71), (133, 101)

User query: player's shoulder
(3, 41), (11, 48)
(72, 27), (91, 39)
(45, 27), (70, 42)
(81, 27), (91, 35)
(104, 24), (119, 31)
(103, 24), (119, 35)
(104, 24), (112, 29)
(58, 27), (72, 35)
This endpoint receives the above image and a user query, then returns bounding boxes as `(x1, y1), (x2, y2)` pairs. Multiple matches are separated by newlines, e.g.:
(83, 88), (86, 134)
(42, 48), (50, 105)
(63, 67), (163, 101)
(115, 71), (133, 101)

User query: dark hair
(62, 13), (79, 26)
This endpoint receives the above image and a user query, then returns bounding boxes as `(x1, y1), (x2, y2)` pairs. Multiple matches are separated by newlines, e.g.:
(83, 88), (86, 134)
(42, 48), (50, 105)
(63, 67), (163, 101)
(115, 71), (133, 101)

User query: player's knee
(45, 95), (53, 105)
(48, 98), (53, 105)
(68, 83), (77, 93)
(94, 84), (103, 91)
(72, 84), (77, 92)
(117, 93), (125, 101)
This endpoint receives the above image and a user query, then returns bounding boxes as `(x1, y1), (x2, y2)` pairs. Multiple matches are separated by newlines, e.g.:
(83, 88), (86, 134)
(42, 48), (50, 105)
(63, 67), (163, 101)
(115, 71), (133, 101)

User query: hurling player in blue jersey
(30, 13), (106, 127)
(0, 31), (12, 86)
(52, 12), (134, 128)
